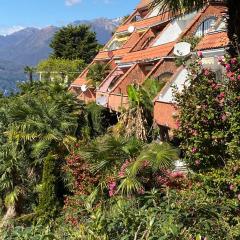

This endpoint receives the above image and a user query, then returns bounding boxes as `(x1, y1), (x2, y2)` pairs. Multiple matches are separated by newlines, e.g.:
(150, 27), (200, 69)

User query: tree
(174, 55), (229, 169)
(117, 78), (165, 141)
(50, 25), (99, 63)
(24, 66), (36, 84)
(152, 0), (240, 55)
(86, 63), (110, 88)
(37, 58), (86, 85)
(118, 142), (179, 195)
(220, 56), (240, 159)
(3, 81), (80, 221)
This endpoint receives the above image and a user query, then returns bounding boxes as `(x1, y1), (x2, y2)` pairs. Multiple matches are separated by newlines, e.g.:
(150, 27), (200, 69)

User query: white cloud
(0, 26), (24, 36)
(65, 0), (82, 6)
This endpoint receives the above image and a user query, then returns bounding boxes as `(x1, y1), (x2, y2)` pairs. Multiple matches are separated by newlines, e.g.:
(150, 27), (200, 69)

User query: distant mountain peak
(0, 17), (121, 91)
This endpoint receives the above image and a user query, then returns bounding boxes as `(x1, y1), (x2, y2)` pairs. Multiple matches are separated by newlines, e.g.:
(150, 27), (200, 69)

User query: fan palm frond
(152, 0), (205, 15)
(137, 142), (179, 172)
(118, 176), (143, 196)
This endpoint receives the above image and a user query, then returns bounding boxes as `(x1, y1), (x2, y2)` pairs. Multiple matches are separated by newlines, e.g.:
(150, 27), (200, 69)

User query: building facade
(70, 0), (228, 138)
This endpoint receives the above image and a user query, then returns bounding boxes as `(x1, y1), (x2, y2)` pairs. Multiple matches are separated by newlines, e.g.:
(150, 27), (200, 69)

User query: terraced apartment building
(70, 0), (229, 139)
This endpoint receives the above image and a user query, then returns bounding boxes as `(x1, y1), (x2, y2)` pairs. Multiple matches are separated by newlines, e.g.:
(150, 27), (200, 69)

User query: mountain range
(0, 18), (121, 92)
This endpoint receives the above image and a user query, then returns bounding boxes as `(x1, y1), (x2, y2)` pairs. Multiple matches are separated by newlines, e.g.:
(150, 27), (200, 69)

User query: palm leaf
(118, 176), (143, 195)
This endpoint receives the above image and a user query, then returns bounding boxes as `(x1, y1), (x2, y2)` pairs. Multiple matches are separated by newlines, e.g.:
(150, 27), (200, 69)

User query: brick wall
(77, 89), (96, 103)
(148, 59), (177, 79)
(112, 64), (147, 95)
(108, 93), (129, 112)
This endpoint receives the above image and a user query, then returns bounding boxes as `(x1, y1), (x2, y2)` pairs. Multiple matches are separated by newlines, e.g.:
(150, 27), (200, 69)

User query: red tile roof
(136, 0), (153, 9)
(121, 42), (174, 63)
(95, 47), (132, 60)
(71, 65), (90, 86)
(116, 11), (173, 33)
(195, 31), (229, 50)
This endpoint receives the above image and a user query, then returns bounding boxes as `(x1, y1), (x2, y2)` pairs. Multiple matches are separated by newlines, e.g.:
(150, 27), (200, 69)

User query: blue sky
(0, 0), (139, 35)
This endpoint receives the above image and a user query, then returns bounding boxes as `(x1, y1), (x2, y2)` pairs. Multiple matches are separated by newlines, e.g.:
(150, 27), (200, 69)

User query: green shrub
(37, 154), (59, 222)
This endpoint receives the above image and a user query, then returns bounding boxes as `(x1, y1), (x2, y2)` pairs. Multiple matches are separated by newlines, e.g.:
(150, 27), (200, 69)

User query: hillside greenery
(0, 54), (239, 240)
(0, 7), (240, 239)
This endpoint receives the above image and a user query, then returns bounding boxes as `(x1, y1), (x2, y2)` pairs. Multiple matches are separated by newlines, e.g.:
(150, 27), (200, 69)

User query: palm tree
(78, 135), (143, 201)
(4, 82), (80, 220)
(86, 63), (110, 88)
(24, 66), (36, 84)
(118, 78), (164, 141)
(152, 0), (240, 55)
(118, 142), (179, 195)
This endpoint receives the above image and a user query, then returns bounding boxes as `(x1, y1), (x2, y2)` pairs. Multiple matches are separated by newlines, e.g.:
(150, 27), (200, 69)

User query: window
(108, 41), (122, 51)
(131, 14), (142, 22)
(157, 72), (173, 82)
(108, 74), (122, 91)
(195, 17), (216, 37)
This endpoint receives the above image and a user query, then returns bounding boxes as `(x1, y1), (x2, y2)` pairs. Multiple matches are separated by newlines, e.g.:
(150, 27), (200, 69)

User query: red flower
(204, 69), (210, 76)
(218, 92), (225, 99)
(108, 181), (117, 197)
(231, 58), (238, 65)
(225, 64), (231, 72)
(192, 147), (197, 153)
(197, 51), (203, 58)
(195, 160), (201, 166)
(221, 114), (227, 121)
(227, 71), (234, 78)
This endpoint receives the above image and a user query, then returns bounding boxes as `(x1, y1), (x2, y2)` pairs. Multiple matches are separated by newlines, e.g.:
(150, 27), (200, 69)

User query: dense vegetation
(0, 54), (239, 239)
(0, 6), (240, 239)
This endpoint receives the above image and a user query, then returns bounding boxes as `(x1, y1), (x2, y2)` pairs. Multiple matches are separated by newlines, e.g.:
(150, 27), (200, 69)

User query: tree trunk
(0, 205), (16, 228)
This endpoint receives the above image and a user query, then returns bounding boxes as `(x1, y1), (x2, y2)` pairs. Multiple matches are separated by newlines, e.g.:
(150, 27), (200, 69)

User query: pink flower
(231, 58), (238, 65)
(211, 83), (218, 89)
(238, 194), (240, 201)
(156, 175), (169, 186)
(197, 51), (203, 58)
(108, 181), (117, 197)
(218, 92), (225, 99)
(195, 160), (201, 166)
(221, 114), (227, 121)
(204, 69), (210, 76)
(225, 64), (231, 72)
(118, 160), (131, 178)
(170, 171), (186, 179)
(198, 60), (202, 65)
(229, 184), (234, 191)
(227, 71), (234, 78)
(137, 187), (145, 195)
(218, 56), (225, 63)
(237, 75), (240, 81)
(192, 147), (197, 153)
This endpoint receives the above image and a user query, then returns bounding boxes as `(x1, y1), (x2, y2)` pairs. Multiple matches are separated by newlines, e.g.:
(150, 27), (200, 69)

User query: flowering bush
(174, 53), (230, 169)
(220, 56), (240, 159)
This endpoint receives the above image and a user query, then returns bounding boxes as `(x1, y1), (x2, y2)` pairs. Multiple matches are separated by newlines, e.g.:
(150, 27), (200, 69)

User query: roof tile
(121, 42), (174, 63)
(196, 31), (229, 50)
(116, 11), (173, 33)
